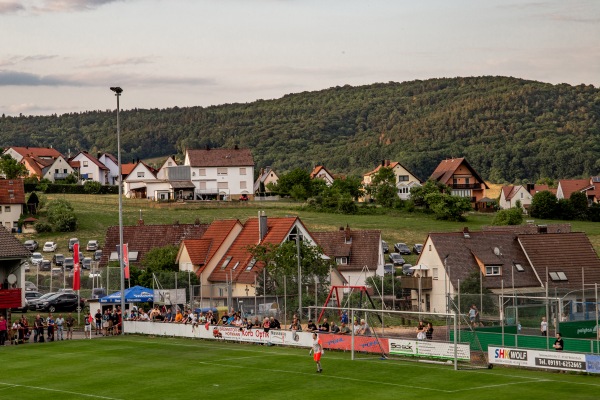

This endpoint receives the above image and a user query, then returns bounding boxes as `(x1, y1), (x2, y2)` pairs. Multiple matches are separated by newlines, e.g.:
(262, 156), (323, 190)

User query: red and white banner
(123, 243), (130, 279)
(72, 242), (81, 290)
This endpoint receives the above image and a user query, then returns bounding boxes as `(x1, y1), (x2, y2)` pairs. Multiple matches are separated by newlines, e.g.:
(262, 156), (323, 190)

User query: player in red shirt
(309, 332), (323, 373)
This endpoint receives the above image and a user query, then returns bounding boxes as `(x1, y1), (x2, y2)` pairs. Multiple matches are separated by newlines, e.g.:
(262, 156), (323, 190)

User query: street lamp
(110, 86), (126, 335)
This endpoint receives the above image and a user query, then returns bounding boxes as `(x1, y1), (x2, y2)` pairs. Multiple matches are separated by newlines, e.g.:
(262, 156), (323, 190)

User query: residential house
(254, 166), (279, 195)
(42, 155), (76, 182)
(363, 160), (422, 201)
(146, 165), (195, 201)
(100, 220), (209, 268)
(72, 151), (110, 185)
(98, 153), (119, 185)
(184, 147), (254, 200)
(312, 225), (384, 287)
(557, 177), (600, 205)
(413, 226), (600, 314)
(0, 228), (30, 313)
(123, 162), (158, 199)
(310, 166), (335, 186)
(499, 184), (555, 210)
(156, 156), (178, 180)
(0, 179), (26, 232)
(429, 157), (489, 210)
(3, 146), (64, 179)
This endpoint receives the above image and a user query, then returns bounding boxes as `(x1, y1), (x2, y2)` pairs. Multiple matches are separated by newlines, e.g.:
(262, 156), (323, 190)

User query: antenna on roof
(494, 247), (502, 256)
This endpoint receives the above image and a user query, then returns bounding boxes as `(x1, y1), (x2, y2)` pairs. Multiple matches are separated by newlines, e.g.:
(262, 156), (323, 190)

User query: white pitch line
(0, 382), (123, 400)
(449, 379), (551, 393)
(197, 361), (451, 393)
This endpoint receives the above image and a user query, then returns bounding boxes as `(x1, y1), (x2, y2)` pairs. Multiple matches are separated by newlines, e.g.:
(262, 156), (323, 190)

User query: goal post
(309, 306), (475, 370)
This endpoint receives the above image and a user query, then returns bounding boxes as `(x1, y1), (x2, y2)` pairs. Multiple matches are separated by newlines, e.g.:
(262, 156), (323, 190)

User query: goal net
(310, 306), (489, 370)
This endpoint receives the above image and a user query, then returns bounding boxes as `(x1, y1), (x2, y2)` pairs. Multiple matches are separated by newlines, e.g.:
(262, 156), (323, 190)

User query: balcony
(54, 173), (69, 180)
(451, 183), (481, 189)
(0, 288), (22, 308)
(400, 276), (432, 290)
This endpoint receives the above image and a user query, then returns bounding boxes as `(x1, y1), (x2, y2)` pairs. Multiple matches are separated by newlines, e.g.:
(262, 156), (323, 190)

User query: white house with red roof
(184, 147), (254, 201)
(0, 179), (26, 231)
(499, 184), (555, 210)
(310, 165), (335, 186)
(123, 161), (158, 199)
(72, 151), (110, 185)
(2, 146), (64, 179)
(557, 177), (600, 205)
(363, 159), (422, 201)
(98, 153), (120, 185)
(41, 155), (77, 182)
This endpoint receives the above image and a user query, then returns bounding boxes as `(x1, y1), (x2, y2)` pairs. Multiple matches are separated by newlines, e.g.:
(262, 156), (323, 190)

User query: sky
(0, 0), (599, 116)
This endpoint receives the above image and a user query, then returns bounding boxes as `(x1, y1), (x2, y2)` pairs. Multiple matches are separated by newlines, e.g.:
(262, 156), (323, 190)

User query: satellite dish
(7, 274), (17, 285)
(494, 247), (501, 256)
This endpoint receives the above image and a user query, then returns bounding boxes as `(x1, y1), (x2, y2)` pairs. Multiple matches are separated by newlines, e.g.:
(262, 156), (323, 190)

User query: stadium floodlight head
(110, 86), (123, 94)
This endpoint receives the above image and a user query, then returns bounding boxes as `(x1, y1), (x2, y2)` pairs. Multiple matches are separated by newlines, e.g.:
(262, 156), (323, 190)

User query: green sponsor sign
(559, 320), (599, 338)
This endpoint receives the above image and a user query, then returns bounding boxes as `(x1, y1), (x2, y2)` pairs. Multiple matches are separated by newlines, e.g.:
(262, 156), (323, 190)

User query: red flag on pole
(123, 243), (130, 279)
(72, 242), (81, 291)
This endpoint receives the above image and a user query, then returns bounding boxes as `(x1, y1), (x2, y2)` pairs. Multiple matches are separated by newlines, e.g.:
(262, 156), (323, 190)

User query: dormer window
(336, 257), (348, 265)
(245, 258), (257, 271)
(514, 263), (524, 272)
(345, 236), (352, 245)
(549, 272), (568, 281)
(485, 265), (501, 276)
(221, 256), (232, 270)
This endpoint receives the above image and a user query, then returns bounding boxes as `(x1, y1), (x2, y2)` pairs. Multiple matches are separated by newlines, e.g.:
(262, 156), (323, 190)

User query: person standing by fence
(541, 317), (548, 336)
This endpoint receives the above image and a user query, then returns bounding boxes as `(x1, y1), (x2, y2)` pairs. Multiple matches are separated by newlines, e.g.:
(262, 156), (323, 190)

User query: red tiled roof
(0, 179), (26, 204)
(501, 185), (519, 201)
(430, 157), (489, 189)
(100, 223), (209, 267)
(558, 179), (593, 199)
(72, 151), (108, 170)
(208, 217), (298, 284)
(186, 148), (254, 167)
(181, 239), (213, 266)
(364, 160), (422, 182)
(69, 160), (80, 168)
(0, 228), (30, 259)
(121, 163), (137, 176)
(21, 156), (44, 177)
(8, 146), (63, 159)
(528, 184), (557, 196)
(518, 232), (600, 290)
(312, 227), (381, 272)
(310, 165), (333, 179)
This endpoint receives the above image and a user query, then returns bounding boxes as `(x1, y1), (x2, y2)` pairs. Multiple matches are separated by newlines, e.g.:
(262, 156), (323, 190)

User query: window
(336, 257), (348, 265)
(245, 258), (257, 271)
(465, 178), (470, 184)
(168, 161), (173, 166)
(137, 171), (145, 178)
(199, 168), (206, 176)
(550, 272), (568, 281)
(232, 261), (240, 271)
(240, 181), (247, 189)
(221, 256), (232, 270)
(199, 181), (207, 190)
(240, 168), (246, 175)
(87, 173), (93, 180)
(5, 206), (11, 212)
(452, 189), (472, 198)
(217, 182), (228, 189)
(514, 263), (524, 272)
(485, 266), (501, 276)
(83, 161), (88, 167)
(453, 178), (458, 185)
(217, 168), (227, 176)
(63, 169), (67, 173)
(432, 268), (438, 279)
(398, 175), (409, 182)
(55, 169), (59, 173)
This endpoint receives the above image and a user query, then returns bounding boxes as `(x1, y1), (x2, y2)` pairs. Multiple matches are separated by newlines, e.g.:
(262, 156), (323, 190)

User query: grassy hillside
(2, 76), (599, 183)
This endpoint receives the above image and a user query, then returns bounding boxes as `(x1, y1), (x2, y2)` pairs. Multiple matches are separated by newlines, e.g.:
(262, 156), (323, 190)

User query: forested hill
(1, 76), (599, 183)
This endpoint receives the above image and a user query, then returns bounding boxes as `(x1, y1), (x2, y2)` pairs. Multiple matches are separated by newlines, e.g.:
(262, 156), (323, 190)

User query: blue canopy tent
(99, 285), (154, 304)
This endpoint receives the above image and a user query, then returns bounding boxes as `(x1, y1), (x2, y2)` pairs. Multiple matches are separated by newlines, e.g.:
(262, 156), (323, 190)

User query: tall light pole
(296, 232), (302, 319)
(110, 86), (126, 335)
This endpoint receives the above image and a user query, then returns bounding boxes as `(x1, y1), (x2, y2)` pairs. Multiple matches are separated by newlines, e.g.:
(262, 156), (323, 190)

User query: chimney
(194, 218), (200, 226)
(381, 159), (385, 167)
(537, 225), (547, 234)
(97, 152), (101, 160)
(258, 211), (268, 242)
(345, 224), (351, 243)
(526, 183), (534, 193)
(234, 144), (239, 150)
(463, 227), (470, 239)
(205, 144), (210, 151)
(138, 209), (144, 225)
(385, 159), (391, 166)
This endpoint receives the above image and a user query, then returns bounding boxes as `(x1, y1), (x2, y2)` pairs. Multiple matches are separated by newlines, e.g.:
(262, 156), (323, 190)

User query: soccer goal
(310, 306), (489, 370)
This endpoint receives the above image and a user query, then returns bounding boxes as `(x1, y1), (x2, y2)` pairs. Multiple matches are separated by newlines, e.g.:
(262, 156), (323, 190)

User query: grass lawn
(1, 335), (599, 399)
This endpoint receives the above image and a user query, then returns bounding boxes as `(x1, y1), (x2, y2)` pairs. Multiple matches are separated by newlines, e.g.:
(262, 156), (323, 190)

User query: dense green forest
(1, 76), (599, 182)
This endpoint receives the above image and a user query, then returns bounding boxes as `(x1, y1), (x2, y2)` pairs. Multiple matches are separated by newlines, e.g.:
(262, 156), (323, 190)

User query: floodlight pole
(297, 232), (302, 319)
(110, 86), (126, 335)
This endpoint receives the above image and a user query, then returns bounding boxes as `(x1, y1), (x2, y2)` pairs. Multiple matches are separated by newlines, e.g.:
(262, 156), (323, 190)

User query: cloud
(0, 2), (25, 14)
(82, 56), (155, 68)
(0, 70), (78, 86)
(0, 55), (59, 67)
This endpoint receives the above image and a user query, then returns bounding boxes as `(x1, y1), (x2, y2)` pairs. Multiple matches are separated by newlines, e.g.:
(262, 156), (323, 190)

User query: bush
(492, 207), (523, 225)
(83, 180), (102, 194)
(34, 221), (52, 233)
(46, 199), (77, 232)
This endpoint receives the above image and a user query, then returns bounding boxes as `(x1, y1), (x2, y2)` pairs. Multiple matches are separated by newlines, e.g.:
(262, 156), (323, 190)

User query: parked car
(23, 261), (30, 272)
(63, 257), (74, 270)
(82, 257), (92, 270)
(43, 241), (58, 252)
(383, 263), (395, 274)
(394, 243), (411, 255)
(51, 267), (62, 276)
(52, 253), (65, 266)
(389, 253), (405, 266)
(381, 240), (389, 254)
(91, 287), (106, 299)
(24, 281), (38, 292)
(413, 244), (423, 255)
(86, 240), (99, 251)
(239, 194), (249, 201)
(40, 259), (52, 271)
(37, 292), (85, 313)
(23, 240), (39, 251)
(402, 264), (414, 276)
(93, 250), (103, 261)
(25, 291), (43, 303)
(31, 252), (43, 266)
(68, 238), (79, 252)
(28, 292), (57, 310)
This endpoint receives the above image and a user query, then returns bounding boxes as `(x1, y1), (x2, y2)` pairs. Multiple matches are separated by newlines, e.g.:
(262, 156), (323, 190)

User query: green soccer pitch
(1, 335), (599, 400)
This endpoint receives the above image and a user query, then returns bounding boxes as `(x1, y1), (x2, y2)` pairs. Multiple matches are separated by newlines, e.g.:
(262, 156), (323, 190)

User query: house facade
(429, 157), (489, 209)
(98, 153), (120, 185)
(184, 147), (254, 200)
(0, 228), (30, 315)
(0, 179), (26, 232)
(557, 177), (600, 205)
(254, 166), (279, 195)
(310, 166), (335, 186)
(123, 162), (158, 199)
(499, 184), (555, 210)
(363, 160), (422, 201)
(42, 155), (76, 182)
(72, 151), (110, 185)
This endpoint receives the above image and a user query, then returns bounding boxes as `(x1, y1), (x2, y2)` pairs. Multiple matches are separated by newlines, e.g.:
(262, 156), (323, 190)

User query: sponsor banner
(389, 339), (470, 361)
(585, 355), (600, 374)
(558, 320), (599, 339)
(489, 347), (588, 372)
(321, 334), (388, 354)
